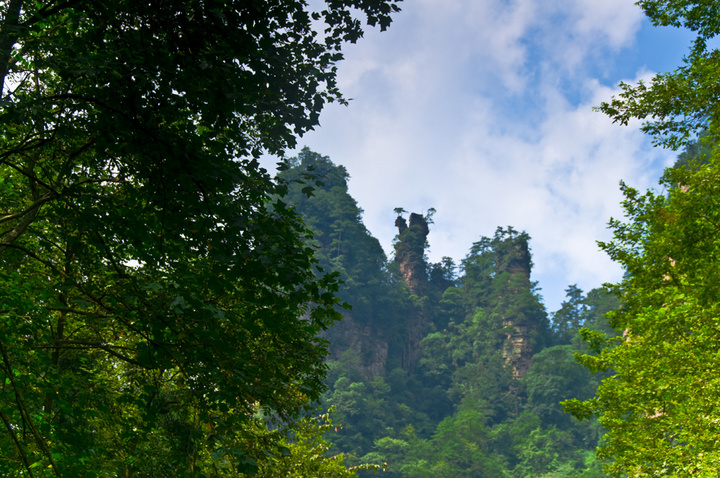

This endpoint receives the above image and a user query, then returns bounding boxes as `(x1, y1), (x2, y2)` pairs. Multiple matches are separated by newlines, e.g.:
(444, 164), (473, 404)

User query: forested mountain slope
(278, 148), (620, 477)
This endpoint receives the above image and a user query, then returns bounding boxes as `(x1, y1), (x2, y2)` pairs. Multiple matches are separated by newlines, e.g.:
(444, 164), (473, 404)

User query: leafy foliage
(0, 1), (401, 475)
(597, 1), (720, 149)
(564, 3), (720, 475)
(565, 139), (720, 476)
(250, 408), (383, 478)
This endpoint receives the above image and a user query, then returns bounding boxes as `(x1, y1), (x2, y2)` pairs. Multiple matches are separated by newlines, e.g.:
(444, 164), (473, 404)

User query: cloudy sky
(266, 0), (697, 313)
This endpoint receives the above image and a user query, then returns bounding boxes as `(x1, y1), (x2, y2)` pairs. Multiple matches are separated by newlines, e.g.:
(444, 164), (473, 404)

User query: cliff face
(503, 323), (534, 378)
(325, 313), (389, 380)
(394, 213), (430, 372)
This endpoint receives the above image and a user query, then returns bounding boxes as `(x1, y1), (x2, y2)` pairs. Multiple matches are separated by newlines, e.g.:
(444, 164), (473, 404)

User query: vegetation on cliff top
(279, 148), (620, 477)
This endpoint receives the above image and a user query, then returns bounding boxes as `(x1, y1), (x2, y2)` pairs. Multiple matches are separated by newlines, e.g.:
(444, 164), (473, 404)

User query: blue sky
(265, 0), (698, 314)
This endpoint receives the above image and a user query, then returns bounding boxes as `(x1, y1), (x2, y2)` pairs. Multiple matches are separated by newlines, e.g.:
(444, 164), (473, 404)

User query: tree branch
(0, 408), (35, 478)
(34, 340), (147, 368)
(0, 242), (69, 277)
(0, 201), (43, 253)
(0, 339), (61, 476)
(0, 0), (24, 97)
(0, 191), (55, 224)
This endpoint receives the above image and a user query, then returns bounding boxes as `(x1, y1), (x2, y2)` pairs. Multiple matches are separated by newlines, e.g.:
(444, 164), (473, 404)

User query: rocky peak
(393, 212), (432, 372)
(495, 233), (537, 378)
(394, 212), (429, 296)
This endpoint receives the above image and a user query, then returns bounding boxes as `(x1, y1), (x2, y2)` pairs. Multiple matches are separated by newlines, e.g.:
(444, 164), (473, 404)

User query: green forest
(2, 0), (720, 477)
(277, 147), (621, 477)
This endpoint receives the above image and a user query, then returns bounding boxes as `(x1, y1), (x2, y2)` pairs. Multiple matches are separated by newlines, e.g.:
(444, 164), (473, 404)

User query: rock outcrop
(394, 213), (429, 296)
(495, 234), (536, 378)
(394, 212), (430, 372)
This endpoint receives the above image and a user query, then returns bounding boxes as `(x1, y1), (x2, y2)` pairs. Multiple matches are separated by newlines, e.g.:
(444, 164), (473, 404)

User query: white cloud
(273, 1), (678, 311)
(571, 0), (644, 48)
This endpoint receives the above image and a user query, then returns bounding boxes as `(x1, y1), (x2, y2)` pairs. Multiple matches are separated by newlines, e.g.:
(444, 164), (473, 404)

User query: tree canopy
(0, 0), (401, 475)
(565, 136), (720, 476)
(564, 1), (720, 475)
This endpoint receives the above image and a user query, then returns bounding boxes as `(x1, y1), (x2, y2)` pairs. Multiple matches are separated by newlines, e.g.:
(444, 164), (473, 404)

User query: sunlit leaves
(567, 140), (720, 476)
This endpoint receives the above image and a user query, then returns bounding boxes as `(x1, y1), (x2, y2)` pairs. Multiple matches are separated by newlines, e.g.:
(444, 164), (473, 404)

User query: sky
(264, 0), (698, 314)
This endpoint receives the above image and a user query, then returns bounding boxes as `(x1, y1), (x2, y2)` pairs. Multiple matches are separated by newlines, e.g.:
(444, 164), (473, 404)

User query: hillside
(278, 148), (620, 477)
